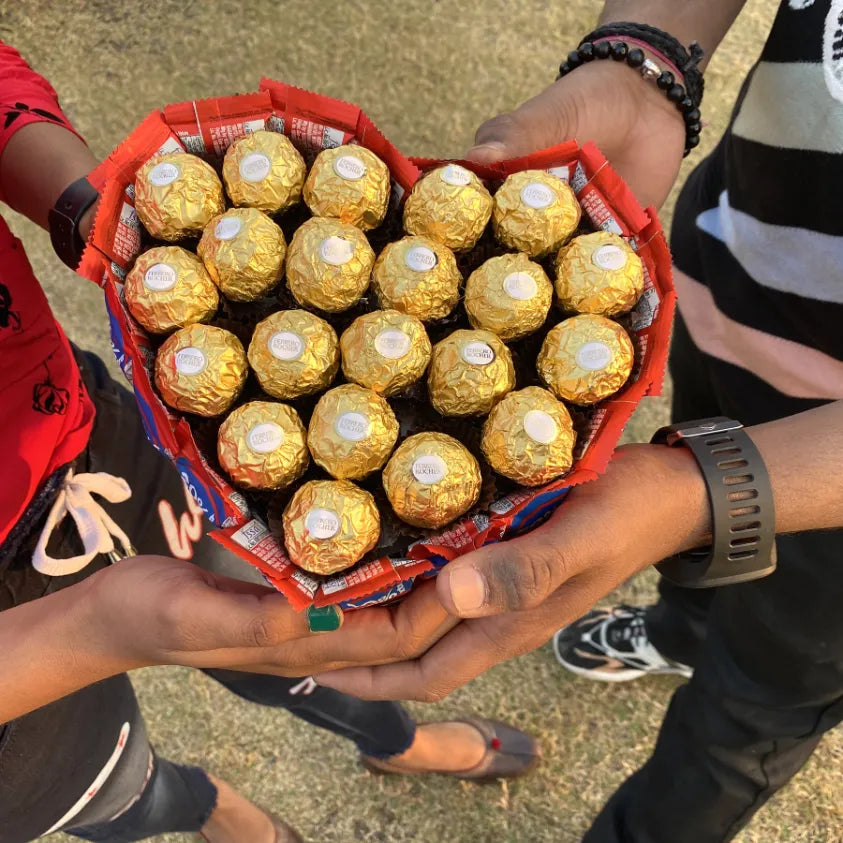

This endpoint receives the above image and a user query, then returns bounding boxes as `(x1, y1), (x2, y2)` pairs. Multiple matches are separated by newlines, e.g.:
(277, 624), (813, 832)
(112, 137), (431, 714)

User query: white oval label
(374, 329), (411, 360)
(576, 341), (613, 371)
(520, 182), (556, 210)
(503, 271), (538, 301)
(334, 411), (370, 442)
(461, 341), (495, 366)
(440, 164), (472, 187)
(175, 346), (207, 375)
(143, 263), (177, 292)
(269, 331), (305, 361)
(319, 236), (354, 266)
(405, 245), (438, 272)
(305, 508), (341, 540)
(148, 161), (180, 187)
(411, 454), (448, 485)
(239, 152), (272, 183)
(523, 410), (559, 445)
(593, 244), (628, 272)
(247, 422), (284, 454)
(215, 216), (242, 241)
(333, 154), (367, 181)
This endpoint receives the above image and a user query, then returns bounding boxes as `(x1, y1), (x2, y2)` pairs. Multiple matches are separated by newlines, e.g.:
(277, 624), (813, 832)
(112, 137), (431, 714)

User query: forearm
(599, 0), (748, 68)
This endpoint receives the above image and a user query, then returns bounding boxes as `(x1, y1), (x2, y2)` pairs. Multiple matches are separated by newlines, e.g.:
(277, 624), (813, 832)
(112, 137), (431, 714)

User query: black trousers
(0, 351), (414, 843)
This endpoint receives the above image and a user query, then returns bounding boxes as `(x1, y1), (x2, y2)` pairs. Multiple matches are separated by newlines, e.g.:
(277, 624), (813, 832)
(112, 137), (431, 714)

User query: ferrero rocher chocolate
(248, 310), (339, 400)
(403, 164), (493, 251)
(382, 433), (481, 529)
(125, 246), (218, 334)
(282, 479), (380, 575)
(307, 384), (398, 480)
(371, 236), (461, 321)
(222, 130), (306, 214)
(492, 170), (581, 258)
(135, 152), (225, 241)
(340, 310), (431, 396)
(555, 232), (644, 317)
(481, 387), (576, 486)
(197, 208), (286, 302)
(537, 314), (634, 405)
(428, 329), (515, 417)
(217, 401), (309, 490)
(286, 217), (375, 312)
(303, 145), (390, 230)
(154, 324), (247, 417)
(464, 253), (553, 342)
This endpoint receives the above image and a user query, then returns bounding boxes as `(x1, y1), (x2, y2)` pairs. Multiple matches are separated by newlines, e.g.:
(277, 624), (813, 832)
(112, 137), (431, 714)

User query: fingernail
(466, 141), (508, 163)
(307, 605), (342, 633)
(447, 566), (487, 614)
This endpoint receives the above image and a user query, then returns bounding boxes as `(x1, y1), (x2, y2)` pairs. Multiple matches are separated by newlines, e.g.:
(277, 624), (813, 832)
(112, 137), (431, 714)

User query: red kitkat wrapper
(78, 83), (674, 611)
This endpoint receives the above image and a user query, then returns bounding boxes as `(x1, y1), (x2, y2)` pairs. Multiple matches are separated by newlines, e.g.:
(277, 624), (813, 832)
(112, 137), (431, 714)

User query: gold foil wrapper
(428, 329), (515, 417)
(307, 384), (399, 480)
(222, 130), (306, 214)
(154, 324), (247, 417)
(125, 246), (218, 334)
(217, 400), (309, 490)
(135, 152), (225, 242)
(303, 146), (390, 230)
(371, 236), (461, 321)
(197, 208), (286, 302)
(282, 479), (380, 574)
(537, 314), (634, 405)
(286, 217), (375, 312)
(403, 164), (493, 251)
(492, 170), (581, 258)
(555, 231), (645, 317)
(340, 310), (432, 396)
(382, 432), (481, 529)
(464, 253), (553, 342)
(248, 310), (339, 400)
(481, 387), (575, 486)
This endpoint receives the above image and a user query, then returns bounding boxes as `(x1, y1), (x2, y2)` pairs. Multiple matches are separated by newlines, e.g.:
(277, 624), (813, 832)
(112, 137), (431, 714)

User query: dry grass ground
(1, 1), (841, 840)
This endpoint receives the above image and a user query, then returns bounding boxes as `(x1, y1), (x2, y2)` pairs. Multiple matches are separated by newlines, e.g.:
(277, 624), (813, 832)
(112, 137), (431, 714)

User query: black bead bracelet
(558, 39), (703, 156)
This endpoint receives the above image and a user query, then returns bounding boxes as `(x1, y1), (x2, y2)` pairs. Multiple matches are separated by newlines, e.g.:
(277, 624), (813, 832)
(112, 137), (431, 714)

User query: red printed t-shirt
(0, 42), (95, 544)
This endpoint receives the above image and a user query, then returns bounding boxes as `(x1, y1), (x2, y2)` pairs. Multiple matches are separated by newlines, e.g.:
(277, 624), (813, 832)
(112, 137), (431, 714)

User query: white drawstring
(32, 469), (136, 576)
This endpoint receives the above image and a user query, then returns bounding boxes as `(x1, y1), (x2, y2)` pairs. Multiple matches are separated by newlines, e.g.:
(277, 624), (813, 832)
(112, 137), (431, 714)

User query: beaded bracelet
(558, 38), (704, 156)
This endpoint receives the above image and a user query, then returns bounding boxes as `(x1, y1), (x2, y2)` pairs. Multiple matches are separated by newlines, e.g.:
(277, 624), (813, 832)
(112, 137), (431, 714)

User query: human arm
(467, 1), (748, 208)
(315, 401), (843, 700)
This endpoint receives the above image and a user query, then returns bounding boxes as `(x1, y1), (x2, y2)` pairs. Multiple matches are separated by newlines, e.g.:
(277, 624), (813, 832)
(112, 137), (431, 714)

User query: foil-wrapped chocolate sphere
(481, 387), (576, 486)
(248, 310), (339, 400)
(282, 479), (380, 575)
(217, 400), (309, 490)
(303, 145), (390, 230)
(382, 432), (481, 529)
(222, 130), (307, 214)
(555, 231), (645, 316)
(537, 314), (634, 405)
(286, 217), (375, 313)
(492, 169), (581, 258)
(154, 324), (247, 417)
(403, 164), (493, 251)
(340, 310), (432, 396)
(125, 246), (218, 334)
(135, 152), (225, 241)
(428, 329), (515, 417)
(464, 253), (553, 341)
(197, 208), (286, 302)
(307, 384), (399, 480)
(371, 236), (461, 321)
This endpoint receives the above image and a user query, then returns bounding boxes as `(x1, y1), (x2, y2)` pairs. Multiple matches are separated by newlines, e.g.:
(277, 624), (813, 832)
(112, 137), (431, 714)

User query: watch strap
(652, 417), (777, 588)
(48, 176), (99, 270)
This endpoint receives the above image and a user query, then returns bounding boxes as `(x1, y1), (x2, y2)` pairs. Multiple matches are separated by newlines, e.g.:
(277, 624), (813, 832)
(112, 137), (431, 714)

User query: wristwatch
(48, 176), (99, 270)
(651, 417), (777, 588)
